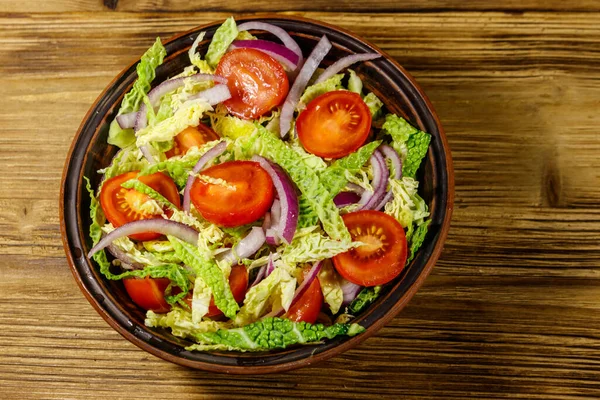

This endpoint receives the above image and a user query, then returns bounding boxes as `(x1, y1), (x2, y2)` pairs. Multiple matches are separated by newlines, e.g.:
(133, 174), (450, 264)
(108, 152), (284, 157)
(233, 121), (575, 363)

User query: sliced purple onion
(358, 150), (389, 210)
(230, 39), (299, 71)
(265, 199), (281, 245)
(341, 279), (362, 306)
(314, 53), (381, 84)
(134, 73), (227, 133)
(217, 227), (266, 266)
(374, 145), (403, 211)
(116, 112), (138, 129)
(250, 265), (267, 288)
(262, 212), (271, 231)
(182, 140), (228, 212)
(236, 22), (303, 68)
(264, 260), (323, 318)
(334, 191), (361, 208)
(88, 220), (199, 258)
(106, 243), (144, 270)
(346, 182), (366, 194)
(139, 145), (156, 164)
(184, 83), (231, 105)
(265, 253), (276, 277)
(252, 156), (299, 245)
(279, 35), (332, 137)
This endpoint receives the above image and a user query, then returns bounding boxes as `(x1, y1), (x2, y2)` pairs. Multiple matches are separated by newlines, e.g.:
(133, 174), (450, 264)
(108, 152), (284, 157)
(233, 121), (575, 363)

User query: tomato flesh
(165, 124), (219, 158)
(216, 48), (289, 120)
(206, 265), (249, 318)
(285, 277), (323, 324)
(296, 90), (372, 159)
(123, 277), (171, 313)
(333, 210), (407, 286)
(99, 171), (181, 241)
(190, 161), (274, 227)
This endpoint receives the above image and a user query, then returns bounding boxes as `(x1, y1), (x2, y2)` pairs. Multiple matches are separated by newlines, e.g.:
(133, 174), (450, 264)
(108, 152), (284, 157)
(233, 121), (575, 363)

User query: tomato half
(99, 171), (181, 241)
(165, 124), (220, 158)
(206, 265), (249, 318)
(216, 48), (289, 120)
(333, 210), (407, 286)
(190, 161), (274, 227)
(296, 90), (372, 159)
(123, 277), (171, 313)
(285, 276), (323, 324)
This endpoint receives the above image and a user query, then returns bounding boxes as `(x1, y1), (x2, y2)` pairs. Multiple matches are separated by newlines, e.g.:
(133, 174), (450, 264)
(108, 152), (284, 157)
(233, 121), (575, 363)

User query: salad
(85, 17), (432, 352)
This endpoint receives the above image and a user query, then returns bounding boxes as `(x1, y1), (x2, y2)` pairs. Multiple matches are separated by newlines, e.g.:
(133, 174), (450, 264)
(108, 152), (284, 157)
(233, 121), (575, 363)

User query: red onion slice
(184, 83), (231, 105)
(346, 182), (366, 194)
(341, 279), (362, 306)
(265, 253), (276, 277)
(236, 22), (303, 67)
(265, 199), (281, 245)
(88, 220), (199, 258)
(217, 227), (266, 266)
(314, 53), (381, 84)
(264, 260), (323, 318)
(358, 150), (389, 210)
(230, 40), (299, 71)
(374, 145), (403, 211)
(116, 112), (138, 129)
(279, 35), (332, 137)
(334, 191), (361, 208)
(252, 156), (299, 244)
(250, 265), (267, 288)
(183, 140), (228, 212)
(106, 243), (144, 270)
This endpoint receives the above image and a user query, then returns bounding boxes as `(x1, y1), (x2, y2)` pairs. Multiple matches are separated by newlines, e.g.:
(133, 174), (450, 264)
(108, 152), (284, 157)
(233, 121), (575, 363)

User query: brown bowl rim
(60, 13), (454, 374)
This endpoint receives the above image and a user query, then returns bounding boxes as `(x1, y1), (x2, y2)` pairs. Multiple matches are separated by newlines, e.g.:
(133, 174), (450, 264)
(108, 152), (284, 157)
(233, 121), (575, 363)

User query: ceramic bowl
(60, 15), (453, 374)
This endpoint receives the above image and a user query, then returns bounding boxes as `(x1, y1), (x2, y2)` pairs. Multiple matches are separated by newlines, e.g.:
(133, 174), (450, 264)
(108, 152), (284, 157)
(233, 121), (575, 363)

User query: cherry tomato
(285, 276), (323, 324)
(123, 277), (171, 313)
(189, 161), (274, 227)
(99, 171), (181, 241)
(216, 48), (289, 120)
(333, 210), (407, 286)
(296, 90), (372, 159)
(165, 124), (220, 158)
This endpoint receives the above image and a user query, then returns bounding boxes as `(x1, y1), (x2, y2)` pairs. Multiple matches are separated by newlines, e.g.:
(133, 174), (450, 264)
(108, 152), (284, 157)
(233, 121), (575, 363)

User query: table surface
(2, 0), (600, 398)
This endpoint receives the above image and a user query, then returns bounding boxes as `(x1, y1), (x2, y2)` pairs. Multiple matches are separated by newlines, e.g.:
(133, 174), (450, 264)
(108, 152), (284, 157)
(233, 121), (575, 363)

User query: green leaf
(297, 195), (319, 229)
(317, 261), (344, 314)
(97, 146), (148, 182)
(168, 236), (238, 318)
(206, 17), (238, 68)
(349, 286), (381, 315)
(108, 38), (166, 148)
(403, 130), (431, 179)
(383, 177), (430, 241)
(280, 228), (358, 265)
(121, 179), (176, 210)
(187, 317), (365, 352)
(298, 74), (344, 109)
(146, 307), (231, 338)
(363, 92), (383, 118)
(347, 69), (363, 95)
(318, 140), (382, 198)
(407, 220), (430, 263)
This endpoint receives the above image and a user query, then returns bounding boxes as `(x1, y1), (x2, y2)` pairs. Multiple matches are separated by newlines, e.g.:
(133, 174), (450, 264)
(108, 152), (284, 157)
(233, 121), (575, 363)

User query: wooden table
(2, 1), (600, 398)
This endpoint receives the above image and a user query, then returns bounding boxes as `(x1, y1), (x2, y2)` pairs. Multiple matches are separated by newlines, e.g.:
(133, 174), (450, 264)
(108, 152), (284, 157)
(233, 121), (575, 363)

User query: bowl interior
(61, 15), (452, 373)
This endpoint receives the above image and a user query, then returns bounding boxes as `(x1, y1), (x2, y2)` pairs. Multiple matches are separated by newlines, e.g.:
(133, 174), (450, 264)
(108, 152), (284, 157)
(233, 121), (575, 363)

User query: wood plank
(1, 9), (600, 399)
(2, 0), (600, 13)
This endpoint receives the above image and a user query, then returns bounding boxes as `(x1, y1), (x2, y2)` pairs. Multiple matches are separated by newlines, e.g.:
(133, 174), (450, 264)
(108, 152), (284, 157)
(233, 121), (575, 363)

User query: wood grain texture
(1, 5), (600, 399)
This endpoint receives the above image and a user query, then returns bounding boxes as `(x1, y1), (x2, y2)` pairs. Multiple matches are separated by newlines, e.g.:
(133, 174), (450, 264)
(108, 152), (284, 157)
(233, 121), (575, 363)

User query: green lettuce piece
(319, 140), (382, 198)
(191, 276), (212, 322)
(235, 267), (296, 326)
(168, 236), (238, 318)
(212, 114), (256, 139)
(84, 176), (113, 275)
(349, 286), (381, 315)
(384, 177), (430, 241)
(187, 317), (365, 352)
(289, 135), (328, 173)
(121, 179), (176, 210)
(363, 92), (383, 118)
(206, 17), (238, 68)
(245, 126), (350, 241)
(407, 220), (430, 263)
(381, 114), (431, 178)
(347, 69), (363, 94)
(297, 196), (319, 229)
(236, 30), (256, 41)
(318, 262), (344, 314)
(298, 74), (344, 109)
(142, 240), (173, 253)
(97, 147), (148, 181)
(108, 38), (166, 148)
(136, 100), (213, 147)
(280, 228), (358, 265)
(146, 307), (231, 338)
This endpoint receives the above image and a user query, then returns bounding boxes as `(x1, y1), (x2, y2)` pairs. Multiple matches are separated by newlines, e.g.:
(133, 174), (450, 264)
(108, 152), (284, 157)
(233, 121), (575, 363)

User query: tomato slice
(285, 275), (323, 324)
(296, 90), (372, 159)
(333, 210), (407, 286)
(216, 48), (289, 120)
(165, 124), (220, 158)
(123, 277), (171, 313)
(190, 161), (274, 227)
(99, 171), (181, 241)
(206, 265), (249, 318)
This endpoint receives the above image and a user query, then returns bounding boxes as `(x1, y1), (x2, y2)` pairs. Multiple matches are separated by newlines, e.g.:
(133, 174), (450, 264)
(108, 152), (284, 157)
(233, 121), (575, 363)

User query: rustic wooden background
(2, 0), (600, 398)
